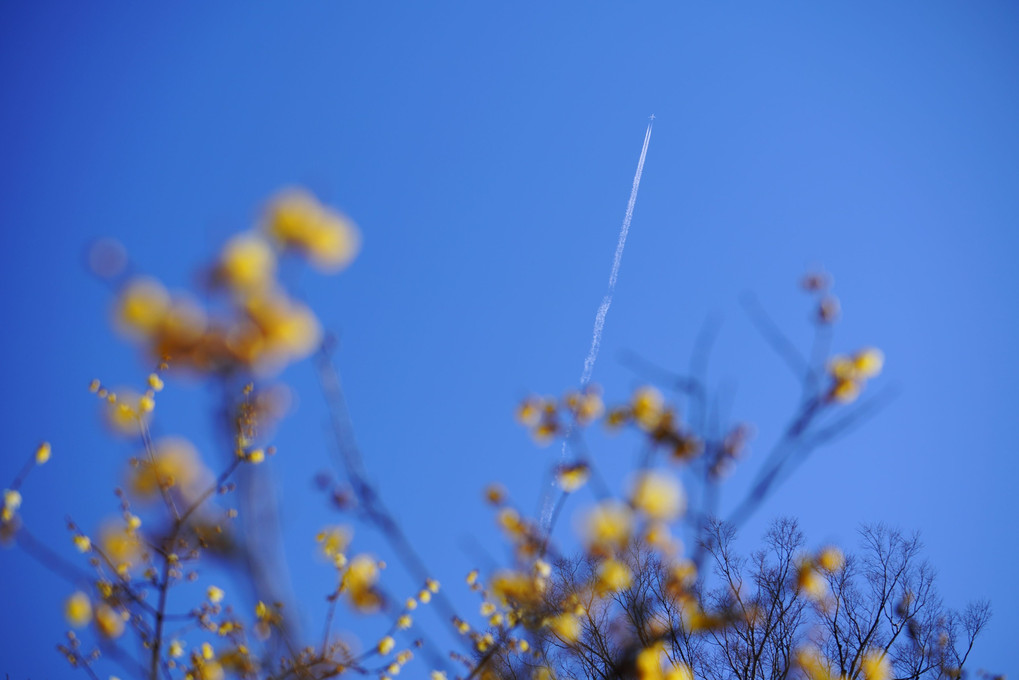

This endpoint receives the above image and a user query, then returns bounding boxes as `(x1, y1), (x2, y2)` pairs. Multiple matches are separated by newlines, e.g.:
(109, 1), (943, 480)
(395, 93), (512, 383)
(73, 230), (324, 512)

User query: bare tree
(701, 518), (809, 680)
(816, 525), (990, 680)
(503, 521), (990, 680)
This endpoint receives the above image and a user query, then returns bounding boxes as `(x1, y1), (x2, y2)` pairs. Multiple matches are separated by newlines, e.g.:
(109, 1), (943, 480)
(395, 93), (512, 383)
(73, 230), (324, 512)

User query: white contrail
(579, 120), (653, 386)
(541, 119), (654, 529)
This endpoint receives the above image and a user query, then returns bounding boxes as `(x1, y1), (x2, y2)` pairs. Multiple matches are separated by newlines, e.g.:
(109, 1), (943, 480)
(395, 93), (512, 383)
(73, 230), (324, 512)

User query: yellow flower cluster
(554, 462), (590, 492)
(796, 546), (845, 602)
(262, 189), (360, 272)
(128, 436), (209, 503)
(606, 387), (702, 461)
(516, 385), (604, 444)
(630, 470), (686, 522)
(827, 348), (884, 403)
(98, 519), (145, 577)
(340, 554), (383, 612)
(636, 642), (694, 680)
(114, 189), (359, 376)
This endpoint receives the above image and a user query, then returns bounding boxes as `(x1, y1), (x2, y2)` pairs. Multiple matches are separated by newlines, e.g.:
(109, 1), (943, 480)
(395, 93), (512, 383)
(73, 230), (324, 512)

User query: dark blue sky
(1, 3), (1016, 678)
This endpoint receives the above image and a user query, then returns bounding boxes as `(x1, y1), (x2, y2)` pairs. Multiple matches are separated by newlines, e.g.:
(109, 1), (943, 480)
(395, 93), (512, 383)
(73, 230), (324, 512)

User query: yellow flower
(828, 355), (856, 381)
(98, 521), (144, 575)
(103, 389), (152, 436)
(853, 348), (884, 379)
(818, 546), (845, 572)
(316, 525), (351, 560)
(515, 397), (544, 427)
(829, 378), (861, 404)
(218, 232), (276, 292)
(631, 386), (665, 431)
(397, 614), (412, 629)
(630, 471), (686, 521)
(595, 558), (633, 595)
(497, 507), (526, 538)
(378, 636), (395, 655)
(343, 554), (381, 611)
(797, 560), (827, 601)
(73, 535), (91, 553)
(861, 650), (891, 680)
(115, 277), (171, 338)
(242, 291), (322, 368)
(795, 646), (831, 680)
(548, 612), (581, 643)
(138, 394), (155, 413)
(207, 586), (225, 603)
(555, 462), (590, 492)
(147, 373), (164, 392)
(64, 591), (92, 628)
(35, 442), (51, 465)
(826, 348), (883, 404)
(94, 603), (125, 638)
(565, 387), (604, 423)
(3, 489), (22, 513)
(581, 501), (634, 555)
(262, 189), (360, 272)
(195, 661), (225, 680)
(491, 570), (542, 607)
(129, 437), (206, 501)
(169, 639), (184, 657)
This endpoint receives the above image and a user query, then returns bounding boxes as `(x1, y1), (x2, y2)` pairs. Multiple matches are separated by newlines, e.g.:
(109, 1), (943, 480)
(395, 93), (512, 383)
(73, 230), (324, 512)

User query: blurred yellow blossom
(103, 389), (152, 435)
(555, 462), (590, 492)
(548, 612), (581, 644)
(217, 232), (276, 292)
(34, 442), (51, 465)
(262, 189), (360, 272)
(94, 603), (125, 639)
(115, 277), (170, 338)
(242, 291), (322, 369)
(98, 521), (144, 576)
(343, 554), (381, 611)
(631, 386), (665, 431)
(64, 591), (92, 628)
(630, 471), (686, 521)
(129, 437), (207, 501)
(565, 386), (604, 423)
(582, 501), (634, 555)
(316, 525), (352, 563)
(818, 546), (845, 572)
(636, 642), (694, 680)
(827, 348), (884, 403)
(797, 560), (827, 601)
(595, 558), (633, 595)
(861, 650), (891, 680)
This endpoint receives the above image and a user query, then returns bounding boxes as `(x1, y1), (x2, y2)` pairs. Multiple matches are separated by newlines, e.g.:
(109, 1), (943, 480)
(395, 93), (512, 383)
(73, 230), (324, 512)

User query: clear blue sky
(1, 3), (1016, 678)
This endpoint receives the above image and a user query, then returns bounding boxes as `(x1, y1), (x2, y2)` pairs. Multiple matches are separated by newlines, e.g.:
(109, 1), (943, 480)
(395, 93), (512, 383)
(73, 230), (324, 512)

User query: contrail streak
(540, 119), (654, 530)
(579, 120), (653, 387)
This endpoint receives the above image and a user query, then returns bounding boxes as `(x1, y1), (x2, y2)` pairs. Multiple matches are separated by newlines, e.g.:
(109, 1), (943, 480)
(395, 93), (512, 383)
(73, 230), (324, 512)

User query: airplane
(649, 113), (655, 121)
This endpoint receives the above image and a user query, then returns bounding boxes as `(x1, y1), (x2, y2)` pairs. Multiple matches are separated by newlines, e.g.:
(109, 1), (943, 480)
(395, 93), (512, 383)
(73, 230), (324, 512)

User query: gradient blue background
(1, 3), (1016, 678)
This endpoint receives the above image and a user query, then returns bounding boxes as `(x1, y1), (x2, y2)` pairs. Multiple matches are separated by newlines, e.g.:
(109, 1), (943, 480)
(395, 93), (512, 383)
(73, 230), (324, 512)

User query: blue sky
(1, 3), (1017, 678)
